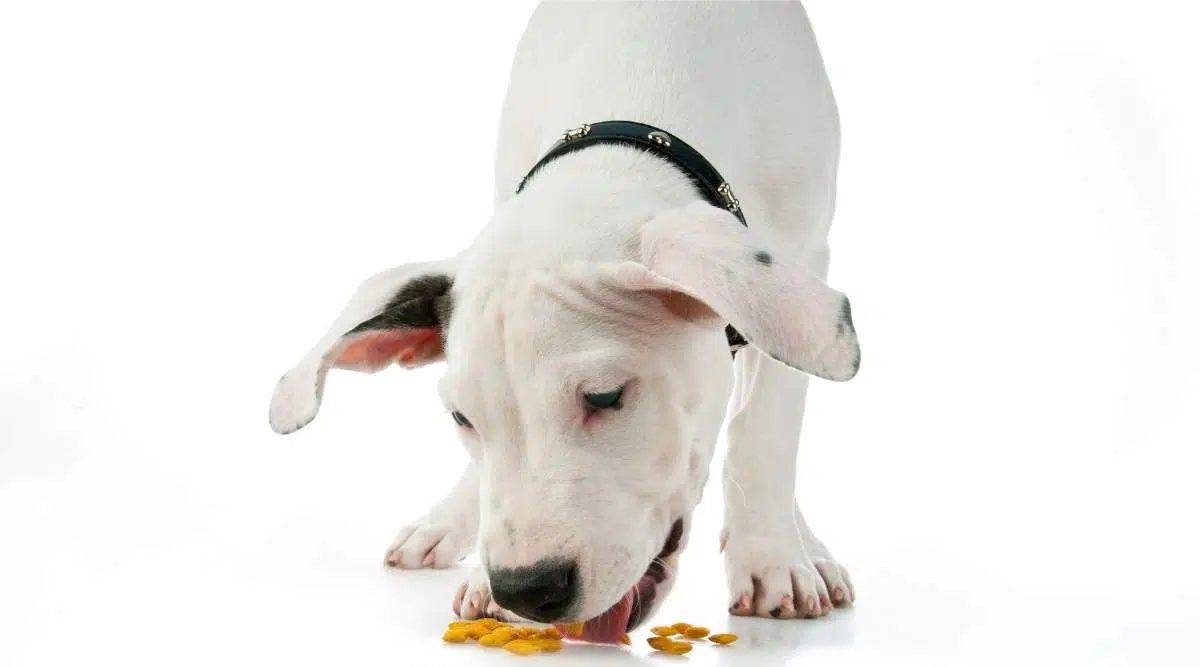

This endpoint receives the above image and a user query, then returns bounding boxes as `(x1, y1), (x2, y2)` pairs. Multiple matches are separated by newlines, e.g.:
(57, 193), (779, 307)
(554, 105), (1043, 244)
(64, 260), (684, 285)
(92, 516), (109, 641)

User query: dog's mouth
(555, 518), (684, 644)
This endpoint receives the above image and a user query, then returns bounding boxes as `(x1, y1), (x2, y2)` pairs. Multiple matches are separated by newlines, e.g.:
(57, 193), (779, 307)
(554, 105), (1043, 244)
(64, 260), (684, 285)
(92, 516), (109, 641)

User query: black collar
(516, 120), (750, 356)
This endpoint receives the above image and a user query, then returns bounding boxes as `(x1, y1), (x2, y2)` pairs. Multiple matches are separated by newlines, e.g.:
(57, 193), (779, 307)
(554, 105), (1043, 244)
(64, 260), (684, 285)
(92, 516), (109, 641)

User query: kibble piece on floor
(479, 632), (515, 647)
(683, 626), (710, 639)
(535, 639), (563, 652)
(709, 633), (739, 645)
(503, 639), (542, 656)
(541, 627), (562, 640)
(465, 625), (491, 640)
(442, 628), (470, 643)
(662, 640), (693, 655)
(621, 634), (631, 645)
(650, 626), (677, 637)
(647, 637), (672, 650)
(670, 622), (692, 633)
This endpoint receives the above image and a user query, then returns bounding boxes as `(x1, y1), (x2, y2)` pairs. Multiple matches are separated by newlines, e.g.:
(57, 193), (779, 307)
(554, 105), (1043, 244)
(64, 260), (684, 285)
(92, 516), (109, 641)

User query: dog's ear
(268, 262), (455, 435)
(619, 201), (860, 381)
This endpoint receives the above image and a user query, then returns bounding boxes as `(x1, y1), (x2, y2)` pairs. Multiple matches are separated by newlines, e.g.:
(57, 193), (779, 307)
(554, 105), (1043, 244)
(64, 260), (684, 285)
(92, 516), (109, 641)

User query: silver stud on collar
(717, 182), (741, 213)
(563, 123), (591, 141)
(647, 130), (672, 147)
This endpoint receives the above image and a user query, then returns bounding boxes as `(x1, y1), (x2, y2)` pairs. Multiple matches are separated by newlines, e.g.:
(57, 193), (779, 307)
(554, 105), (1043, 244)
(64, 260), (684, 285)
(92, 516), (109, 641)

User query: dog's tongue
(555, 590), (633, 645)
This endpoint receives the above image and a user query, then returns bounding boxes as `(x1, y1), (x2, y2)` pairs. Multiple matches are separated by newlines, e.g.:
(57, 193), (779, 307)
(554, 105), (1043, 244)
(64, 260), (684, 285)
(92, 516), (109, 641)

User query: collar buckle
(716, 182), (740, 214)
(562, 123), (592, 141)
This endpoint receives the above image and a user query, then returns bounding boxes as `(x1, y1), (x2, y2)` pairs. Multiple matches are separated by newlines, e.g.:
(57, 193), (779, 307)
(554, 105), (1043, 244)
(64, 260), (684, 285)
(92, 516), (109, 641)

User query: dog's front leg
(722, 346), (855, 619)
(383, 461), (479, 569)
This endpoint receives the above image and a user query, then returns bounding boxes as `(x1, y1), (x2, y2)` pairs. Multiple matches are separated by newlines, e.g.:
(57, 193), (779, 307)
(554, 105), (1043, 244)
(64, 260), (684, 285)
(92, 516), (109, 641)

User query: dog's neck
(476, 144), (707, 270)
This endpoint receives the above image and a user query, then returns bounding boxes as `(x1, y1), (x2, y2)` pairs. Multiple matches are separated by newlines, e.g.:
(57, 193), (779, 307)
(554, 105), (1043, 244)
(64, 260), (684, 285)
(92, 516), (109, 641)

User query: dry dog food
(682, 626), (710, 639)
(444, 618), (737, 655)
(659, 640), (694, 655)
(443, 619), (563, 655)
(647, 636), (673, 650)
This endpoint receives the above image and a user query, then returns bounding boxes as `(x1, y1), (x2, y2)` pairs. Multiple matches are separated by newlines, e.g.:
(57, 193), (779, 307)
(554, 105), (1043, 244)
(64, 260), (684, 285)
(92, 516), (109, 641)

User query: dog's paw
(721, 511), (854, 619)
(452, 566), (520, 621)
(384, 512), (476, 569)
(383, 515), (475, 569)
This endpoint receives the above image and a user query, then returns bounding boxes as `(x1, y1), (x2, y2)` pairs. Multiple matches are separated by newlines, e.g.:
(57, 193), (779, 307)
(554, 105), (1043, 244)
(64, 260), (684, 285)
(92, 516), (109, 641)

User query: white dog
(269, 1), (860, 642)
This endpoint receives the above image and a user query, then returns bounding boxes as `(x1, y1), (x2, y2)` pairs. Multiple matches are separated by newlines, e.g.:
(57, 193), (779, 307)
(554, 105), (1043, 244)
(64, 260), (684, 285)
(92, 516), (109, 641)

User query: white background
(2, 1), (1197, 665)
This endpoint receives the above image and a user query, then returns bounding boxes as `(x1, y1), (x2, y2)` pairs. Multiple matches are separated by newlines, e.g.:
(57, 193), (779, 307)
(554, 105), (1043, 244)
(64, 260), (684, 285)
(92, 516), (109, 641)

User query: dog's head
(268, 201), (859, 641)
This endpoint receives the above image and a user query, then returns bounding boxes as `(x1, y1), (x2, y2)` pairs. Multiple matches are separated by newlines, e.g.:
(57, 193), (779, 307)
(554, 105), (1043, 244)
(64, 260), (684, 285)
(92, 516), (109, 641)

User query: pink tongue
(555, 590), (634, 645)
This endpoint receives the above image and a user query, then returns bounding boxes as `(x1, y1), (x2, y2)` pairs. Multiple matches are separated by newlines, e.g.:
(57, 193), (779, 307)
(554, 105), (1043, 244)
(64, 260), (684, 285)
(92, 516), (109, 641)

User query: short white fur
(270, 1), (860, 625)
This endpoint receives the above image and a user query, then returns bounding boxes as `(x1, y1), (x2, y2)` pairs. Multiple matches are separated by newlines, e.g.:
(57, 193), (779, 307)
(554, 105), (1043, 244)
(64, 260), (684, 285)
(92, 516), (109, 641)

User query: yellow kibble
(448, 620), (473, 628)
(442, 628), (470, 643)
(621, 634), (631, 645)
(503, 639), (541, 656)
(515, 627), (541, 638)
(491, 628), (517, 640)
(650, 626), (677, 637)
(540, 627), (562, 640)
(564, 622), (585, 636)
(683, 626), (710, 639)
(661, 640), (693, 655)
(709, 633), (739, 645)
(535, 639), (563, 652)
(475, 618), (500, 630)
(647, 636), (672, 650)
(670, 622), (692, 633)
(465, 625), (490, 640)
(478, 632), (511, 647)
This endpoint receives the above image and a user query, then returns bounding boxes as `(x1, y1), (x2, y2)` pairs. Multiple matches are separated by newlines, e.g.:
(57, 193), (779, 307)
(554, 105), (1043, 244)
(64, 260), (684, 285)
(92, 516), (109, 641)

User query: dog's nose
(487, 559), (578, 622)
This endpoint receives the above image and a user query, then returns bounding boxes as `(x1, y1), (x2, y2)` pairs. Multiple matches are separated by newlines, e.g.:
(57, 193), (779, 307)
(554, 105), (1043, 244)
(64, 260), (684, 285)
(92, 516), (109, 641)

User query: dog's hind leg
(383, 461), (479, 569)
(720, 246), (855, 619)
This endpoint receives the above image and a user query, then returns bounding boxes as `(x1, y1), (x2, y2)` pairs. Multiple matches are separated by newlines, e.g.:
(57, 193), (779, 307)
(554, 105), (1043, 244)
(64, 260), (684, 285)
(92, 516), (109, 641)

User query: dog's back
(495, 1), (840, 245)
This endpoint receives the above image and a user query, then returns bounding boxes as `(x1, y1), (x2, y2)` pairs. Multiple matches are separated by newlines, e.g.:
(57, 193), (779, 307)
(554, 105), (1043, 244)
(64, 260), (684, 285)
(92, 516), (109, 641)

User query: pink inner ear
(333, 328), (440, 371)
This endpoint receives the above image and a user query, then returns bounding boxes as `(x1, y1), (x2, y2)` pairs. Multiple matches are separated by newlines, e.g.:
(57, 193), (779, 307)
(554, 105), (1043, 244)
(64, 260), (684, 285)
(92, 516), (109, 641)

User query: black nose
(487, 559), (578, 622)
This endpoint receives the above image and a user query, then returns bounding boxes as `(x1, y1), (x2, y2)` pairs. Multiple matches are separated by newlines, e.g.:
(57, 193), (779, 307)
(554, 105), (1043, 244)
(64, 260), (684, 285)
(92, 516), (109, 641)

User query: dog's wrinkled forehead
(440, 265), (663, 412)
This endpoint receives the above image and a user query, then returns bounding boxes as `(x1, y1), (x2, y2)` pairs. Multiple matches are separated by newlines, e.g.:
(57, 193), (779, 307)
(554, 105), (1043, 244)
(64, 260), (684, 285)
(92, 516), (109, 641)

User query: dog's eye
(450, 411), (473, 429)
(584, 387), (624, 411)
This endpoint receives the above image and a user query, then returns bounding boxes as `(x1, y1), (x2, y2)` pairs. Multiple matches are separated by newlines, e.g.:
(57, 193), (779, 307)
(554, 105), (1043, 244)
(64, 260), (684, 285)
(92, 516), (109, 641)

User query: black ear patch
(348, 273), (454, 334)
(837, 297), (855, 337)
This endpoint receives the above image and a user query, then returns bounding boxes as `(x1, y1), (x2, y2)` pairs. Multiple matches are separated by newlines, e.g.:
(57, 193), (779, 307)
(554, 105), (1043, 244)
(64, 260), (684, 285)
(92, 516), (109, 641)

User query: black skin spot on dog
(770, 607), (783, 618)
(347, 273), (454, 335)
(851, 346), (861, 375)
(837, 297), (855, 337)
(504, 520), (516, 547)
(754, 250), (772, 266)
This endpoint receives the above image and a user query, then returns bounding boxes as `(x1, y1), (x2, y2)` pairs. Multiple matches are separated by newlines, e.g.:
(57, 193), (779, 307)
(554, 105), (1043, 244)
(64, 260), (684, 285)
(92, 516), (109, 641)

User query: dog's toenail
(834, 588), (844, 601)
(806, 598), (817, 613)
(769, 607), (782, 618)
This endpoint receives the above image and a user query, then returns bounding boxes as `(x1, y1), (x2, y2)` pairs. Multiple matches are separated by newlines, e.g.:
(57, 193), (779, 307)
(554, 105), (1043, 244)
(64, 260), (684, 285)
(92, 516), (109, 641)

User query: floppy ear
(618, 201), (860, 381)
(268, 262), (455, 435)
